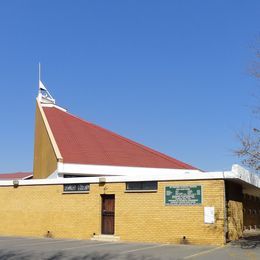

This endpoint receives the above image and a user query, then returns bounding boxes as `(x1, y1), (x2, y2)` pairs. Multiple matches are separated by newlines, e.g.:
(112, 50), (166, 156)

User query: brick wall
(225, 181), (243, 240)
(0, 180), (225, 245)
(33, 102), (58, 179)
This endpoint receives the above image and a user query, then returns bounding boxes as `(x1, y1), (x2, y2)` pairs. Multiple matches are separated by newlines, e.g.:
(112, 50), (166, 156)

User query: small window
(63, 183), (90, 193)
(126, 181), (157, 191)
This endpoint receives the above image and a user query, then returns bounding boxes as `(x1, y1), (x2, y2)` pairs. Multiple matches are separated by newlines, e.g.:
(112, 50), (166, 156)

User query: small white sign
(204, 207), (215, 224)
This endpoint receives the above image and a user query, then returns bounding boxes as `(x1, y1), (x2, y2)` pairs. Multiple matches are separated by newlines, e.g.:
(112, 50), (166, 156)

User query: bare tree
(234, 39), (260, 174)
(235, 128), (259, 173)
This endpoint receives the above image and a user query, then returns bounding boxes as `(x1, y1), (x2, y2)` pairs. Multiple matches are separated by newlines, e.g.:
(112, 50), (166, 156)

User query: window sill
(125, 190), (157, 193)
(62, 191), (90, 194)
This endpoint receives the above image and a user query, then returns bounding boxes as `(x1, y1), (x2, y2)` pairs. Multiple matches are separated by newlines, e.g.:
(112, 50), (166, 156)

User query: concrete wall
(0, 180), (225, 245)
(33, 102), (58, 179)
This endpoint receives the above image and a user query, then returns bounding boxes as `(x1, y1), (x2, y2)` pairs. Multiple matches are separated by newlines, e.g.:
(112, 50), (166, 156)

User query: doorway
(101, 194), (115, 235)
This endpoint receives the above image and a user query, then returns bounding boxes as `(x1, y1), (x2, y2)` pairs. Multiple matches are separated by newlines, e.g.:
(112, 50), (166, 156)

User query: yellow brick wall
(227, 200), (243, 240)
(33, 102), (58, 179)
(0, 180), (225, 245)
(225, 181), (244, 240)
(116, 180), (225, 245)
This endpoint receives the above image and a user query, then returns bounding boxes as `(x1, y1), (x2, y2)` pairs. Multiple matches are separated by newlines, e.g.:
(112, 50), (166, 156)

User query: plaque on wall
(165, 185), (202, 205)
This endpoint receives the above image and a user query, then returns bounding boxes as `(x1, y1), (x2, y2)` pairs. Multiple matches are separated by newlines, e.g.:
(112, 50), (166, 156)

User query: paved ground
(0, 236), (259, 260)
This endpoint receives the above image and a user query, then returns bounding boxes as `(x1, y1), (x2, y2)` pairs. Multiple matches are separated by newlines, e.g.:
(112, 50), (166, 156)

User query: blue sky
(0, 0), (259, 173)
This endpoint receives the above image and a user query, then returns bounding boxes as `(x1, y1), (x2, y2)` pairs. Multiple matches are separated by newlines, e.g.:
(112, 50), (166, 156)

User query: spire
(37, 63), (55, 104)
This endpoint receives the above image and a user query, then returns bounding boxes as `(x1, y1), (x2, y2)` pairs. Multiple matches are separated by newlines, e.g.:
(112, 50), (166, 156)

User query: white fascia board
(0, 164), (258, 189)
(57, 162), (202, 177)
(0, 171), (225, 187)
(56, 163), (259, 188)
(96, 171), (225, 182)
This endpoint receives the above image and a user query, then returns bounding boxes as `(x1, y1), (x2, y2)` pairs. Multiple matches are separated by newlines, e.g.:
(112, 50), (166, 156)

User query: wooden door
(101, 195), (115, 235)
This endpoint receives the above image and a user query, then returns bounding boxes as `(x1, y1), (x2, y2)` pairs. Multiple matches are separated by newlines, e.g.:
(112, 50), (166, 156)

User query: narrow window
(63, 183), (90, 193)
(126, 181), (157, 191)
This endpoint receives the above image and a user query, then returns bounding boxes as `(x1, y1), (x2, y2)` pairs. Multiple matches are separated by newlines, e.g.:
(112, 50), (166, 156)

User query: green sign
(165, 185), (202, 205)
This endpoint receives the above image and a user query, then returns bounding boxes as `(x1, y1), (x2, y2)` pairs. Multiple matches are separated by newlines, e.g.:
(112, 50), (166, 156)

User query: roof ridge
(62, 109), (196, 169)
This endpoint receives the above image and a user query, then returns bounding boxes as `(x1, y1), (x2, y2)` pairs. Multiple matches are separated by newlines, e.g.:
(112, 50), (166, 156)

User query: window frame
(125, 181), (158, 193)
(63, 183), (90, 194)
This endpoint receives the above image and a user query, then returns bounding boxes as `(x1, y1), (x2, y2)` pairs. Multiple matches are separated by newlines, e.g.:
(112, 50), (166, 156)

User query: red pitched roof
(0, 172), (33, 180)
(43, 107), (197, 170)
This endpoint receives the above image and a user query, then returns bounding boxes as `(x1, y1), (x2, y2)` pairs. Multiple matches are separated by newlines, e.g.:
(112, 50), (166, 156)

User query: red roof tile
(43, 107), (197, 170)
(0, 172), (33, 180)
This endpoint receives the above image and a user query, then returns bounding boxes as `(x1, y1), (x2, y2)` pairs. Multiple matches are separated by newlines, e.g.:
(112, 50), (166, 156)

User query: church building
(0, 82), (259, 245)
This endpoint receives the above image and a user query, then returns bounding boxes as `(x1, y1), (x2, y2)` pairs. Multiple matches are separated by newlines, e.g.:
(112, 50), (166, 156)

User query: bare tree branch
(235, 38), (260, 174)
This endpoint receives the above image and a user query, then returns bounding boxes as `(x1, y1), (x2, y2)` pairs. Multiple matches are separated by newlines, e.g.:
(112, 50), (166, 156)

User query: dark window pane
(64, 184), (77, 191)
(77, 184), (90, 191)
(142, 181), (157, 190)
(126, 182), (142, 190)
(64, 183), (90, 192)
(126, 181), (157, 190)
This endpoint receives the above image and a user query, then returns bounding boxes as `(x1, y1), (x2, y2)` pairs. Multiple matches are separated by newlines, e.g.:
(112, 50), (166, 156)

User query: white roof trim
(0, 165), (258, 190)
(57, 162), (201, 176)
(0, 171), (224, 186)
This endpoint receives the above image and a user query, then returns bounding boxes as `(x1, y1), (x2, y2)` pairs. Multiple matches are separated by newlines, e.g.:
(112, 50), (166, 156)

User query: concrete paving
(0, 236), (259, 259)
